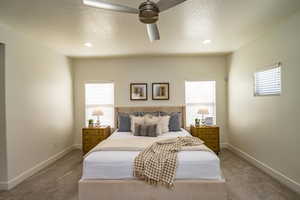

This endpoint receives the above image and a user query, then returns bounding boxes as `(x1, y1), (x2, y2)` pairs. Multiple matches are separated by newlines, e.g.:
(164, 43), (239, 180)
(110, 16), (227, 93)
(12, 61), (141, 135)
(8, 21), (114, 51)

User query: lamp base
(201, 116), (206, 126)
(95, 120), (101, 127)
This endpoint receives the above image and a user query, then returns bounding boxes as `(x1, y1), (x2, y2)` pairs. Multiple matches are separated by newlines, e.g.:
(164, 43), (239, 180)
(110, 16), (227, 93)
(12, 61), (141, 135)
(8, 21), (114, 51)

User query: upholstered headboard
(115, 106), (186, 128)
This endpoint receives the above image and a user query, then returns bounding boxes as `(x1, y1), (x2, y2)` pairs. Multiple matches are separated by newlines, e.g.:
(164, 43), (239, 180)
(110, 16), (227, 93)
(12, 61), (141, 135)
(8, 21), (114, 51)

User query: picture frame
(130, 83), (148, 101)
(152, 83), (170, 100)
(205, 117), (214, 126)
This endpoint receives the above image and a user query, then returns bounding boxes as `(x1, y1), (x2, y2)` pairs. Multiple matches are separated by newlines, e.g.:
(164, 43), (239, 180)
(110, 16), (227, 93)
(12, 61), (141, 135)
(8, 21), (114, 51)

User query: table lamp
(92, 108), (104, 127)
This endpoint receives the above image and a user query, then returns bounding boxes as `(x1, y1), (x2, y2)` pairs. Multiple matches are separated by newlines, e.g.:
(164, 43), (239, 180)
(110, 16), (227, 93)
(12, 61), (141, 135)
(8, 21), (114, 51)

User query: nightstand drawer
(83, 130), (100, 135)
(83, 136), (101, 144)
(202, 140), (219, 147)
(198, 134), (218, 140)
(83, 144), (94, 152)
(196, 129), (218, 133)
(190, 125), (220, 154)
(207, 145), (219, 152)
(82, 126), (111, 155)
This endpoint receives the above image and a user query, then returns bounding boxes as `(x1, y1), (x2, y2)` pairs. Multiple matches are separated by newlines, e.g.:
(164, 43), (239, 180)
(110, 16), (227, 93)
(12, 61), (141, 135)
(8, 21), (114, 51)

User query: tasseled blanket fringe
(133, 171), (174, 189)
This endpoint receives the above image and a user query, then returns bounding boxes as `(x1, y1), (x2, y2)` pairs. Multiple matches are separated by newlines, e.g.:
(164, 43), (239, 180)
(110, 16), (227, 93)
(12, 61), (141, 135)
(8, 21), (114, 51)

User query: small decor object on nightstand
(205, 117), (213, 126)
(88, 119), (94, 128)
(92, 108), (103, 127)
(195, 118), (201, 127)
(197, 108), (209, 126)
(82, 126), (111, 155)
(152, 83), (169, 100)
(190, 125), (220, 154)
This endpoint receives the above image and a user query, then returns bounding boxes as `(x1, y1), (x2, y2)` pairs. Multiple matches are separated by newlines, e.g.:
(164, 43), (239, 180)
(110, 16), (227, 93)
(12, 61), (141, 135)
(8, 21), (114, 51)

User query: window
(85, 83), (114, 127)
(185, 81), (216, 127)
(254, 65), (281, 96)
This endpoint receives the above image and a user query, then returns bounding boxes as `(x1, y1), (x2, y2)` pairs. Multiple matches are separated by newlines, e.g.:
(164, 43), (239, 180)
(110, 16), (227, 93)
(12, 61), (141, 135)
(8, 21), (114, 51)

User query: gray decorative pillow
(159, 112), (182, 131)
(134, 123), (158, 137)
(149, 124), (158, 137)
(118, 113), (131, 132)
(132, 112), (144, 117)
(133, 111), (159, 117)
(142, 111), (160, 116)
(134, 123), (141, 136)
(140, 125), (148, 137)
(169, 112), (181, 131)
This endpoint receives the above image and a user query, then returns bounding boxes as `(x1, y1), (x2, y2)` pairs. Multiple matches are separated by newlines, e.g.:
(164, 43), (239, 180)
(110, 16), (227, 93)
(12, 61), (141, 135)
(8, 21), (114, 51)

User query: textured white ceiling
(0, 0), (300, 57)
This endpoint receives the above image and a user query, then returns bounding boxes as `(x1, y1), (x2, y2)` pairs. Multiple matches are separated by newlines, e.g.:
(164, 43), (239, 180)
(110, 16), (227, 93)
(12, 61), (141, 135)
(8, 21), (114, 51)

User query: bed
(79, 106), (227, 200)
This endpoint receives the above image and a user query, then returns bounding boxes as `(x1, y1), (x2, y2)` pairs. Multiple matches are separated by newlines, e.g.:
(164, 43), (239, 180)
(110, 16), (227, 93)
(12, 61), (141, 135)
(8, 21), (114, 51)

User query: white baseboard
(73, 144), (82, 149)
(0, 181), (7, 190)
(1, 145), (75, 191)
(225, 143), (300, 194)
(220, 143), (228, 149)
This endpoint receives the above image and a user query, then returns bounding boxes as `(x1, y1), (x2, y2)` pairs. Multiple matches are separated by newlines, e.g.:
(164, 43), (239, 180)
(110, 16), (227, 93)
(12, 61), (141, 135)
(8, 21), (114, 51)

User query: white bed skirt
(79, 178), (228, 200)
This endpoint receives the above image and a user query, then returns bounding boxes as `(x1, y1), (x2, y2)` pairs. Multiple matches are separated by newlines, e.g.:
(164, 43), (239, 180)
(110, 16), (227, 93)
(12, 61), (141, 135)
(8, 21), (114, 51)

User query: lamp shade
(197, 108), (209, 115)
(92, 108), (104, 116)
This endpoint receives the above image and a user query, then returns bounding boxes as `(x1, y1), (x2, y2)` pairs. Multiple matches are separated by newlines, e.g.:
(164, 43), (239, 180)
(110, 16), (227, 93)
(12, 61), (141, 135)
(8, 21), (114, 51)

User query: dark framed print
(152, 83), (170, 100)
(130, 83), (148, 101)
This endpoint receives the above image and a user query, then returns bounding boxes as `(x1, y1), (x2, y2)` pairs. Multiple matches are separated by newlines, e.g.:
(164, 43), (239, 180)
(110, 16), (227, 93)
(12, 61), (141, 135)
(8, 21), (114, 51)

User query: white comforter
(82, 129), (221, 180)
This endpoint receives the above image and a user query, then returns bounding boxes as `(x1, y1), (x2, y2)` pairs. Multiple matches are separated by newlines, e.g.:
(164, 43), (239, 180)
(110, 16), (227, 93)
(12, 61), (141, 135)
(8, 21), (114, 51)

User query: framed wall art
(152, 83), (169, 100)
(130, 83), (148, 101)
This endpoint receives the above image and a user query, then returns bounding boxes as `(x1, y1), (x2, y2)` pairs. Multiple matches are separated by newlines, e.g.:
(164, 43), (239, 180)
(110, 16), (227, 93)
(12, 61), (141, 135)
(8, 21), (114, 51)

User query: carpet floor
(0, 149), (299, 200)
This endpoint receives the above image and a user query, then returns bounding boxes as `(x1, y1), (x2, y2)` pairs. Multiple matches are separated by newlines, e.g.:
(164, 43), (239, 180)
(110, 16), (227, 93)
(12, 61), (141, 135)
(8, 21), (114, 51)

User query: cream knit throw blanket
(133, 136), (211, 188)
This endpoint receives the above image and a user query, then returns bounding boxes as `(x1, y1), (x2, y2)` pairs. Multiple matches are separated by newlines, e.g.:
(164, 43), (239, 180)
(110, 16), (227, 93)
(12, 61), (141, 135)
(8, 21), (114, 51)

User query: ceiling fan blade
(147, 24), (160, 41)
(156, 0), (187, 12)
(83, 0), (139, 14)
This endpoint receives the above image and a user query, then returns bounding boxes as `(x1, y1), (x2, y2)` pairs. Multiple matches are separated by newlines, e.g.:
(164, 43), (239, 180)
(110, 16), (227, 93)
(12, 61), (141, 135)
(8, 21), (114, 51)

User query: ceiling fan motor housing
(139, 1), (159, 24)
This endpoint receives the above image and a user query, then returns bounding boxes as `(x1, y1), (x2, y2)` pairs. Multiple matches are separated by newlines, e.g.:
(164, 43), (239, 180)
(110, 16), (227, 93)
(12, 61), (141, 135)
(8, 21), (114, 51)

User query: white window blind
(85, 83), (114, 127)
(185, 81), (216, 127)
(254, 66), (281, 96)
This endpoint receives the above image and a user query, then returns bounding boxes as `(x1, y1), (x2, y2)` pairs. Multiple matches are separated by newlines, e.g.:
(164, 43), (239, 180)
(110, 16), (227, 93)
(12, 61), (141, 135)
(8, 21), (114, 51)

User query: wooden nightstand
(82, 126), (111, 155)
(190, 125), (220, 154)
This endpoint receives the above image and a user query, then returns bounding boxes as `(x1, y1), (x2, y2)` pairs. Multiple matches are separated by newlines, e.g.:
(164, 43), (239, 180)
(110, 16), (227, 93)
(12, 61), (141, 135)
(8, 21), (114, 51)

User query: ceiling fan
(82, 0), (187, 41)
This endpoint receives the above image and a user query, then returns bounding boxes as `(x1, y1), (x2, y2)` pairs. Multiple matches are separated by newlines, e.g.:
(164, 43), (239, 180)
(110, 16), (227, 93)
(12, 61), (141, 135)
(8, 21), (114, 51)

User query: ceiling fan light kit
(139, 1), (159, 24)
(82, 0), (187, 41)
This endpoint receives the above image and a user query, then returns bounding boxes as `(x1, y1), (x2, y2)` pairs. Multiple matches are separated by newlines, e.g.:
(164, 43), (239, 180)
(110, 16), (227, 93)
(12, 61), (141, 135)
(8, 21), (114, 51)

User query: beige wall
(228, 10), (300, 189)
(72, 55), (228, 145)
(0, 25), (74, 185)
(0, 43), (7, 183)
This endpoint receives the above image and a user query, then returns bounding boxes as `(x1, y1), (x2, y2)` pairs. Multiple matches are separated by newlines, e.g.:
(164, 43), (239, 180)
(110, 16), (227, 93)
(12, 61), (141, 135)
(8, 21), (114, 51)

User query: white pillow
(158, 115), (170, 134)
(130, 115), (145, 132)
(144, 114), (159, 125)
